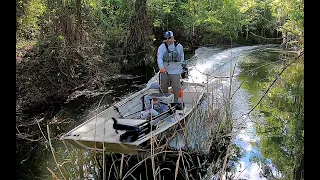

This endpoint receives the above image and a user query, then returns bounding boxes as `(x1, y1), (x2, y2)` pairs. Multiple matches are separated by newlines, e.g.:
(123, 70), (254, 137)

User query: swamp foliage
(16, 0), (304, 121)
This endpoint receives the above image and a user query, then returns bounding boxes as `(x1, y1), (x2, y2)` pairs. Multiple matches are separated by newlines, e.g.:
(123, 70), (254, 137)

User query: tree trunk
(246, 24), (248, 41)
(281, 31), (287, 49)
(279, 15), (287, 49)
(75, 0), (82, 44)
(126, 0), (152, 69)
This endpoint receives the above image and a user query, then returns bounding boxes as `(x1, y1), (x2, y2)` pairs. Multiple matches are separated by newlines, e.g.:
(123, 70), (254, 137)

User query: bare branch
(250, 32), (283, 40)
(247, 51), (304, 115)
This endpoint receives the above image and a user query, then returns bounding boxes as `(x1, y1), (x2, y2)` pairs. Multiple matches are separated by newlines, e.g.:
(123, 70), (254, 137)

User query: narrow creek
(17, 44), (303, 180)
(182, 45), (268, 179)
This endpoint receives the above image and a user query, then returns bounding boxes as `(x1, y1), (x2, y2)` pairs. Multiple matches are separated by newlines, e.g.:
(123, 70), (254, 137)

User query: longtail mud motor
(181, 63), (189, 79)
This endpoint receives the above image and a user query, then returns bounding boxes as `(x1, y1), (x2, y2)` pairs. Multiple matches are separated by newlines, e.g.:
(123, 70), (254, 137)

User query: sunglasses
(166, 36), (172, 40)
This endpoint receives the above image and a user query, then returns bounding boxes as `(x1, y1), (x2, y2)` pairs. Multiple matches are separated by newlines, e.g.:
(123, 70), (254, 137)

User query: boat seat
(148, 93), (172, 98)
(113, 118), (148, 126)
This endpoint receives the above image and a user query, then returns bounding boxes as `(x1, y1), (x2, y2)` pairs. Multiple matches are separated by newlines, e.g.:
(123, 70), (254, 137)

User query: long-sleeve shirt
(157, 42), (184, 75)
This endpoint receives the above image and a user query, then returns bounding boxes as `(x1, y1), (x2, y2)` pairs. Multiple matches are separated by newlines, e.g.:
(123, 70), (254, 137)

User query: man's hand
(160, 68), (166, 73)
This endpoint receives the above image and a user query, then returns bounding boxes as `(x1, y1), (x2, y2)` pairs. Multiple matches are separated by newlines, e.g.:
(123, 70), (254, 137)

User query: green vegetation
(16, 0), (304, 115)
(16, 0), (304, 179)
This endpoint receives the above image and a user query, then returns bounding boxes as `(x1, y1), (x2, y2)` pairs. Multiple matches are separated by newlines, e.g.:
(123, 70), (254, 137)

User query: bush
(16, 35), (119, 116)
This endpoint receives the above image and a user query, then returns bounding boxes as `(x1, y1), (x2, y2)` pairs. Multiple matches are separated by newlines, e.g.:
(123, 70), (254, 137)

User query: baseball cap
(164, 31), (173, 39)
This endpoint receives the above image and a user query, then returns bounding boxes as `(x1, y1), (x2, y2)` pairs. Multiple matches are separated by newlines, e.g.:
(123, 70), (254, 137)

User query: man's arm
(179, 44), (184, 63)
(157, 44), (165, 70)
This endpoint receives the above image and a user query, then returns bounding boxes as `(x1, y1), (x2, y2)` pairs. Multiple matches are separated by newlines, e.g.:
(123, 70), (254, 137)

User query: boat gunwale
(62, 89), (205, 153)
(60, 73), (206, 148)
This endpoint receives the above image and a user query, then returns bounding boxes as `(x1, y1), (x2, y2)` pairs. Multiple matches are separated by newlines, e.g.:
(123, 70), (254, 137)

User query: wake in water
(171, 45), (281, 179)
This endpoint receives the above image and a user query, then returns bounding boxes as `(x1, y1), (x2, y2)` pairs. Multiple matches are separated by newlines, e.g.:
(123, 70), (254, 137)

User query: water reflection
(227, 47), (284, 180)
(195, 45), (271, 180)
(229, 77), (268, 179)
(231, 48), (304, 180)
(171, 45), (297, 179)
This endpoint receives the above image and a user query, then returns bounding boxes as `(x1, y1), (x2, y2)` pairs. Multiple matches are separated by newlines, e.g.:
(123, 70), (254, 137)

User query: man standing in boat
(157, 31), (184, 102)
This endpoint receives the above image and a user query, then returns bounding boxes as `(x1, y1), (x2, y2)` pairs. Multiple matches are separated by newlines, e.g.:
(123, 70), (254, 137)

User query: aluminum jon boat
(60, 72), (205, 154)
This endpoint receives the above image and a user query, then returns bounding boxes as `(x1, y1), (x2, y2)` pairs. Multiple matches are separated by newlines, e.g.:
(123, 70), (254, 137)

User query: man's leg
(170, 74), (181, 102)
(160, 72), (169, 93)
